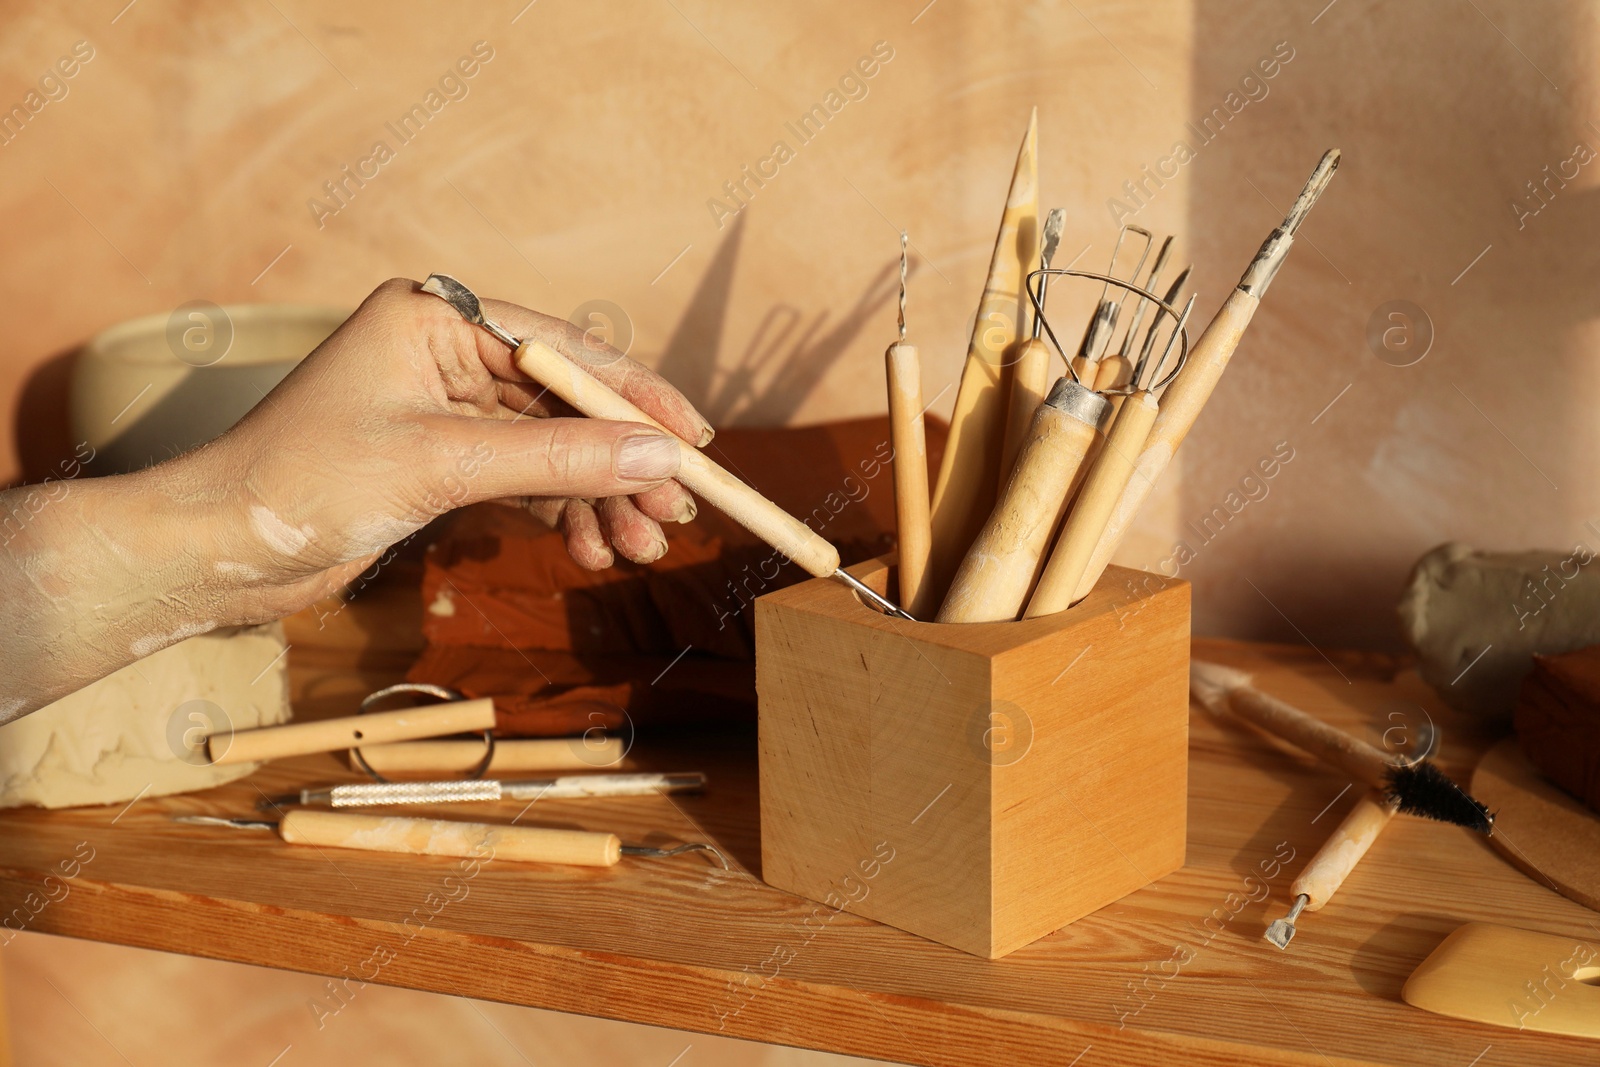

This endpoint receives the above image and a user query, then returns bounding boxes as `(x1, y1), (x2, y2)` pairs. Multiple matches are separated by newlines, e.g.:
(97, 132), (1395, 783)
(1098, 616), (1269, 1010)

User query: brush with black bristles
(1189, 660), (1494, 833)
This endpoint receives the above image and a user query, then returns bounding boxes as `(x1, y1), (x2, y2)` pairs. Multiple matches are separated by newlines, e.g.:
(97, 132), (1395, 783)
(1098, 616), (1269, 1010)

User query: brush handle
(1000, 337), (1054, 483)
(1212, 672), (1394, 787)
(936, 380), (1102, 623)
(278, 809), (621, 866)
(1292, 790), (1397, 910)
(886, 341), (934, 617)
(1070, 289), (1261, 602)
(515, 340), (840, 578)
(1027, 390), (1160, 616)
(211, 699), (496, 766)
(353, 737), (624, 774)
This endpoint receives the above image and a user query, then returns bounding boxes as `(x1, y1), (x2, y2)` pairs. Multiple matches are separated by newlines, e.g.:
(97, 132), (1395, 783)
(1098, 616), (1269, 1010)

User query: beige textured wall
(0, 0), (1593, 646)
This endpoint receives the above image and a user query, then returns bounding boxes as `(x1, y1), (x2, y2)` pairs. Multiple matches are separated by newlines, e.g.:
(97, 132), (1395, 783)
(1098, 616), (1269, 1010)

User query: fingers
(476, 296), (714, 447)
(632, 480), (697, 525)
(430, 414), (680, 505)
(561, 499), (612, 570)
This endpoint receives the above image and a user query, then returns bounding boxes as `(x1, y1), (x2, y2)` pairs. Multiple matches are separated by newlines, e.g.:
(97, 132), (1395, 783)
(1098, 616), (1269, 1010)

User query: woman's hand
(193, 278), (710, 622)
(0, 278), (710, 715)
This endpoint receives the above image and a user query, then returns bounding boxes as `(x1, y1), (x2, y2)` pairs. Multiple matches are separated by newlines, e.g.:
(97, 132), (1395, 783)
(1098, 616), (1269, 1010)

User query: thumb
(430, 415), (682, 505)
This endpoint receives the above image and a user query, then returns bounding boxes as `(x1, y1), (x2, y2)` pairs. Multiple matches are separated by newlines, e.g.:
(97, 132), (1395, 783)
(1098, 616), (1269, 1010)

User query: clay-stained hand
(192, 278), (711, 622)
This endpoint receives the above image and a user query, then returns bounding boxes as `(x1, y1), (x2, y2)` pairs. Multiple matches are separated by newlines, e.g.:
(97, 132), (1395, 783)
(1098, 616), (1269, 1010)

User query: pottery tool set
(179, 688), (721, 870)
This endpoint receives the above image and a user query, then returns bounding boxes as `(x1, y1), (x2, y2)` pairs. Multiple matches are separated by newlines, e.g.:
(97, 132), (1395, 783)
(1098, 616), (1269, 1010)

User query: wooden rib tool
(420, 275), (913, 621)
(1027, 295), (1194, 617)
(1190, 659), (1494, 833)
(936, 377), (1107, 623)
(1068, 150), (1341, 604)
(924, 110), (1039, 605)
(886, 231), (934, 617)
(1000, 207), (1066, 481)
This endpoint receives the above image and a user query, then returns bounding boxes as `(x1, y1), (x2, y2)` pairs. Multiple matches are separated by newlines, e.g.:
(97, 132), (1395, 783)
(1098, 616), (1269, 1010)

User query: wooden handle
(211, 699), (496, 766)
(925, 111), (1039, 606)
(999, 337), (1053, 484)
(1070, 289), (1261, 602)
(515, 340), (839, 578)
(1027, 390), (1160, 617)
(937, 379), (1103, 623)
(1292, 790), (1397, 910)
(353, 737), (624, 775)
(886, 341), (934, 617)
(1190, 661), (1393, 788)
(278, 809), (622, 866)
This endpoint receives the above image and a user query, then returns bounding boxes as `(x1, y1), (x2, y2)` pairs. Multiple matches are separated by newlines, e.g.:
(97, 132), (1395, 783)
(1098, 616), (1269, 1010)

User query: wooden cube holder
(756, 555), (1189, 958)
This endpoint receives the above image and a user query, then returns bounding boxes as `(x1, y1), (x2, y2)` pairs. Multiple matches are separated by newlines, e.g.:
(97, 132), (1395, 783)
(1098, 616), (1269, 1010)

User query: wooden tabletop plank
(1, 608), (1595, 1065)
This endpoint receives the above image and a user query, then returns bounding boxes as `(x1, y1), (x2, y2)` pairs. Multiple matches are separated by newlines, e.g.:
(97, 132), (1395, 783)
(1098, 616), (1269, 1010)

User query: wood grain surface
(0, 585), (1595, 1065)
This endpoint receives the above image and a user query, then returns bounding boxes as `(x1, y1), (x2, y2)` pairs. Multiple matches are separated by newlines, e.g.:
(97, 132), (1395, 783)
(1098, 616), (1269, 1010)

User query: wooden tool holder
(757, 555), (1189, 958)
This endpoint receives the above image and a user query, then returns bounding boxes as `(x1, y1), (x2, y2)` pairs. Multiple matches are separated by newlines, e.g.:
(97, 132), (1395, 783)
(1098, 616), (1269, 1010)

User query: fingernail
(674, 494), (697, 523)
(696, 424), (715, 447)
(638, 533), (669, 563)
(616, 434), (680, 480)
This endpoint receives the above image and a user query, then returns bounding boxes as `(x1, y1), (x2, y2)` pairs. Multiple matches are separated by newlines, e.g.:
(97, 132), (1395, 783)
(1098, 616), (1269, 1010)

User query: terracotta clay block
(1515, 643), (1600, 812)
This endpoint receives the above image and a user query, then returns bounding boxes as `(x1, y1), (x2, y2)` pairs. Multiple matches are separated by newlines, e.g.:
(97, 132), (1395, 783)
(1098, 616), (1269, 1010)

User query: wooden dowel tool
(1068, 151), (1340, 603)
(924, 110), (1039, 606)
(1027, 295), (1194, 617)
(353, 736), (625, 775)
(937, 377), (1106, 623)
(1265, 723), (1436, 948)
(1190, 659), (1493, 832)
(1264, 790), (1397, 948)
(210, 699), (496, 766)
(886, 232), (934, 617)
(175, 811), (729, 869)
(1000, 207), (1066, 482)
(421, 275), (912, 621)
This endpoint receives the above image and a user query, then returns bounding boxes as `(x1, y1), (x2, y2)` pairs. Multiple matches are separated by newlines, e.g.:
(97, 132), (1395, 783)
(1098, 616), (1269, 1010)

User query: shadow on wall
(1182, 1), (1600, 650)
(653, 210), (903, 428)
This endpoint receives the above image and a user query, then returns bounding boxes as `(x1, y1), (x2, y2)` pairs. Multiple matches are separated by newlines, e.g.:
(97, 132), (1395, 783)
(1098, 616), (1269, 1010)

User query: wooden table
(0, 589), (1594, 1066)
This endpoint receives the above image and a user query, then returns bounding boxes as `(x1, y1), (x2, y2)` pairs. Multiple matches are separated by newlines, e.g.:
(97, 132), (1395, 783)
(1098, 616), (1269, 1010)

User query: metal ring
(1026, 268), (1191, 394)
(350, 683), (495, 783)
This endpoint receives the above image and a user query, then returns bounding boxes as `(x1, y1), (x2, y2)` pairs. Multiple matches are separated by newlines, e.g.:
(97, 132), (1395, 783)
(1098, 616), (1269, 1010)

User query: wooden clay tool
(1403, 922), (1600, 1039)
(937, 377), (1108, 623)
(1265, 722), (1437, 948)
(210, 699), (496, 766)
(421, 275), (913, 621)
(1067, 151), (1340, 604)
(175, 811), (730, 869)
(1070, 225), (1152, 392)
(1000, 207), (1066, 482)
(1090, 235), (1174, 398)
(266, 771), (706, 809)
(353, 736), (625, 775)
(885, 232), (934, 617)
(1027, 295), (1194, 617)
(924, 110), (1039, 606)
(1190, 659), (1494, 832)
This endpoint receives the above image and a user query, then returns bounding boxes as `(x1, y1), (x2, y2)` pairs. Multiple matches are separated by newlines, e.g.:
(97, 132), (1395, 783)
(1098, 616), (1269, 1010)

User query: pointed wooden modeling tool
(925, 110), (1039, 605)
(1069, 150), (1341, 603)
(421, 274), (913, 621)
(886, 232), (934, 617)
(1190, 659), (1494, 833)
(263, 772), (707, 810)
